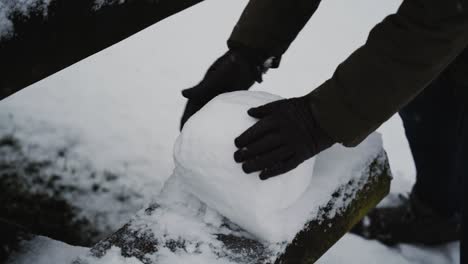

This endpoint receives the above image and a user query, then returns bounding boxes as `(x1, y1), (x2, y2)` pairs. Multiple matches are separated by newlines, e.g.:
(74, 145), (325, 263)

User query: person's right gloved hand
(233, 96), (335, 180)
(180, 49), (268, 130)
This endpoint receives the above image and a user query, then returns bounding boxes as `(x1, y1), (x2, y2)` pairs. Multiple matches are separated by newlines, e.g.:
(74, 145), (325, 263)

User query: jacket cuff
(227, 39), (281, 69)
(306, 79), (380, 147)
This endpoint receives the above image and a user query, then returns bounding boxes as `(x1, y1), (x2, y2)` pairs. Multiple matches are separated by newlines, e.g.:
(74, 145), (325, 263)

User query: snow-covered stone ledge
(73, 136), (392, 264)
(1, 92), (392, 263)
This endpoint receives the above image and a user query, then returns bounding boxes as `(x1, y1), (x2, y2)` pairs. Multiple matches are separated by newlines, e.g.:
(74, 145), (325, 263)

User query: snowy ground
(0, 0), (460, 263)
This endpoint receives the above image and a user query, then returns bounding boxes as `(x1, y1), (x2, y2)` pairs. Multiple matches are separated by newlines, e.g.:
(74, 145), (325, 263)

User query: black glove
(234, 96), (335, 180)
(180, 48), (272, 130)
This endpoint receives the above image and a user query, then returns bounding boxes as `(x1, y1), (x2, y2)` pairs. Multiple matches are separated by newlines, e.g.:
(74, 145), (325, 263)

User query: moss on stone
(275, 151), (392, 263)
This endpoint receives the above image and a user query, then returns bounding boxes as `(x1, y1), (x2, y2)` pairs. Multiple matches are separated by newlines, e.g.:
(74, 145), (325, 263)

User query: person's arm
(234, 0), (468, 179)
(308, 0), (468, 146)
(180, 0), (322, 128)
(228, 0), (322, 58)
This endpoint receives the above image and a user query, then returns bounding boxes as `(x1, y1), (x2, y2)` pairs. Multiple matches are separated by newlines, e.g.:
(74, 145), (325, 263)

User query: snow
(132, 189), (247, 264)
(0, 114), (154, 236)
(175, 89), (386, 244)
(78, 247), (143, 264)
(74, 175), (267, 264)
(6, 236), (88, 264)
(68, 131), (383, 264)
(9, 234), (459, 264)
(174, 91), (316, 243)
(297, 133), (383, 221)
(0, 0), (126, 39)
(94, 0), (127, 10)
(0, 0), (458, 262)
(319, 235), (460, 264)
(154, 247), (237, 264)
(0, 0), (49, 38)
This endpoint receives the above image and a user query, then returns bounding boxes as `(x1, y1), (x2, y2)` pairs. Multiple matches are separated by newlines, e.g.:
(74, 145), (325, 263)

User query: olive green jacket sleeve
(230, 0), (468, 147)
(228, 0), (322, 57)
(307, 0), (468, 146)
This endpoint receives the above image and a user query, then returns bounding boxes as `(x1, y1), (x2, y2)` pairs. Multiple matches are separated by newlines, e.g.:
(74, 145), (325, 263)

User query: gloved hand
(234, 96), (335, 180)
(180, 48), (269, 130)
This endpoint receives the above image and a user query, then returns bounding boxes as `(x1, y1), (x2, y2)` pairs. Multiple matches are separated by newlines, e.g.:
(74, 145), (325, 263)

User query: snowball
(174, 91), (315, 242)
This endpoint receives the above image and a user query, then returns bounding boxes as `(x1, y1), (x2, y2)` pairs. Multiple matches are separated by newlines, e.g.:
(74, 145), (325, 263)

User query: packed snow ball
(174, 91), (316, 242)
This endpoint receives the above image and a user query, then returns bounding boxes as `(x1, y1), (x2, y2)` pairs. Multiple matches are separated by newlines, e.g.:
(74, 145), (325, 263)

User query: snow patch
(78, 247), (142, 264)
(0, 113), (154, 238)
(0, 0), (51, 39)
(93, 0), (126, 10)
(0, 0), (127, 39)
(319, 235), (460, 264)
(6, 236), (88, 264)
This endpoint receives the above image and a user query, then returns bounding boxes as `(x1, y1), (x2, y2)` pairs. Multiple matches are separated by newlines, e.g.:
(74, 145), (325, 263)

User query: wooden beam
(75, 151), (392, 264)
(1, 130), (391, 263)
(0, 0), (204, 100)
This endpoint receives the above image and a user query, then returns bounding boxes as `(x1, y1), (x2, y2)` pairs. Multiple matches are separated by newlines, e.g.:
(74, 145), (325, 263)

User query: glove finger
(242, 147), (294, 174)
(259, 157), (300, 180)
(235, 117), (275, 148)
(248, 99), (286, 119)
(180, 101), (205, 130)
(234, 133), (281, 162)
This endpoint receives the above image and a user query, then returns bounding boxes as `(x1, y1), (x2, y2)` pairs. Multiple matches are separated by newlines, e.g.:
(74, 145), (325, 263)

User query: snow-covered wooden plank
(276, 152), (391, 263)
(0, 0), (204, 100)
(73, 134), (392, 264)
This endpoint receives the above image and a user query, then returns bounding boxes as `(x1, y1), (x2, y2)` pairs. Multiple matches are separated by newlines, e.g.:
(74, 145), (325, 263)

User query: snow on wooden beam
(1, 129), (391, 263)
(73, 151), (392, 264)
(276, 154), (391, 263)
(0, 0), (204, 100)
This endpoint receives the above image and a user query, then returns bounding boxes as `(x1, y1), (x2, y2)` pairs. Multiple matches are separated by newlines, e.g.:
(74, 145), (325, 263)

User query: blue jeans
(399, 50), (467, 259)
(400, 74), (466, 217)
(460, 91), (467, 264)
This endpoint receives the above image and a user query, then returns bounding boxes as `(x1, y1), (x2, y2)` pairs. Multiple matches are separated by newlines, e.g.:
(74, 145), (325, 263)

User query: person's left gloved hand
(180, 48), (273, 130)
(234, 96), (335, 180)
